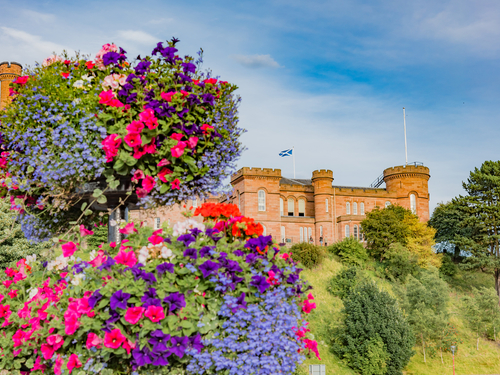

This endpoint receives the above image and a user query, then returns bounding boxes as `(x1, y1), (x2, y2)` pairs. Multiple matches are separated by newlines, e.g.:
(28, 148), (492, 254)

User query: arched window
(360, 202), (365, 215)
(346, 201), (351, 215)
(258, 190), (266, 211)
(288, 198), (295, 216)
(299, 199), (306, 217)
(281, 226), (285, 242)
(353, 225), (358, 239)
(345, 225), (350, 238)
(280, 198), (284, 216)
(300, 227), (304, 242)
(385, 201), (391, 208)
(262, 224), (266, 236)
(410, 194), (417, 214)
(325, 198), (329, 213)
(353, 202), (358, 215)
(360, 225), (364, 241)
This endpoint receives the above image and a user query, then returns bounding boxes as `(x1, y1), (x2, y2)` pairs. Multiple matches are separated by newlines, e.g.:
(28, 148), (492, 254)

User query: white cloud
(0, 27), (67, 56)
(20, 9), (56, 23)
(232, 54), (281, 68)
(116, 30), (158, 45)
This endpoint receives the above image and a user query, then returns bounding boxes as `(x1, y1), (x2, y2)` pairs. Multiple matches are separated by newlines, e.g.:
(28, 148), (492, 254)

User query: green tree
(454, 161), (500, 305)
(327, 266), (360, 299)
(332, 282), (415, 375)
(462, 287), (500, 349)
(328, 236), (368, 266)
(290, 242), (325, 269)
(0, 200), (52, 268)
(429, 200), (472, 261)
(383, 243), (420, 281)
(397, 268), (449, 362)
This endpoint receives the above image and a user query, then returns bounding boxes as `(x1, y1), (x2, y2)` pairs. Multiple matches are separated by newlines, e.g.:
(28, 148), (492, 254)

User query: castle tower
(311, 169), (333, 245)
(230, 167), (282, 236)
(383, 164), (430, 221)
(0, 62), (22, 111)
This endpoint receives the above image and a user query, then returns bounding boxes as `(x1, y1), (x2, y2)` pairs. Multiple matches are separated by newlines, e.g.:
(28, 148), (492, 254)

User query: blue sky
(2, 0), (500, 212)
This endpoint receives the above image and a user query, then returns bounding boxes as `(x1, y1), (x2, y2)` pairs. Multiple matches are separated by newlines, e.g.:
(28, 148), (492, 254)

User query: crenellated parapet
(0, 62), (23, 111)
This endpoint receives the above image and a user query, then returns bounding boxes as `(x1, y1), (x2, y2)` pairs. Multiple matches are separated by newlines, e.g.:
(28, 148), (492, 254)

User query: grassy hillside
(296, 257), (500, 375)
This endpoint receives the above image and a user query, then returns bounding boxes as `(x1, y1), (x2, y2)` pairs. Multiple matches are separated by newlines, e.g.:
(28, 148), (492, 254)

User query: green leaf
(92, 189), (103, 198)
(84, 209), (93, 216)
(27, 166), (34, 173)
(97, 195), (107, 204)
(109, 179), (120, 189)
(160, 183), (169, 194)
(81, 202), (88, 211)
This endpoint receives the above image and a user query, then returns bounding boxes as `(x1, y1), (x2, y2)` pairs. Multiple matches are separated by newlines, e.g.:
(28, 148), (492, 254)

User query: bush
(383, 243), (420, 281)
(0, 199), (51, 269)
(332, 282), (415, 375)
(85, 222), (109, 251)
(439, 253), (458, 277)
(290, 242), (325, 269)
(327, 237), (368, 266)
(327, 266), (360, 299)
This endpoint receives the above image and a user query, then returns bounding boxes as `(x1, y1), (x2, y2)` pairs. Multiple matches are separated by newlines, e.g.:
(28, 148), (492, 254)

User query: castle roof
(279, 176), (385, 191)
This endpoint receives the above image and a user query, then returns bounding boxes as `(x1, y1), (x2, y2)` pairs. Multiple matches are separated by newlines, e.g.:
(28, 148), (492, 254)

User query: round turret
(0, 62), (23, 110)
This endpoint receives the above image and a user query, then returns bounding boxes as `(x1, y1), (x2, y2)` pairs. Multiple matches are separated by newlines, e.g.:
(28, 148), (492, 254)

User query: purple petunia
(132, 346), (152, 367)
(177, 234), (195, 247)
(98, 256), (115, 271)
(183, 247), (198, 260)
(163, 292), (186, 312)
(245, 235), (274, 253)
(199, 260), (220, 278)
(170, 336), (189, 358)
(157, 262), (174, 276)
(250, 275), (270, 293)
(103, 51), (121, 66)
(189, 334), (204, 353)
(149, 329), (171, 352)
(88, 289), (102, 309)
(199, 246), (214, 258)
(135, 60), (152, 75)
(110, 289), (131, 310)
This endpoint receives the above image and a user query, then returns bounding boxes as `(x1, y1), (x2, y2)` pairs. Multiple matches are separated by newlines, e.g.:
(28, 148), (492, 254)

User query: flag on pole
(279, 148), (293, 157)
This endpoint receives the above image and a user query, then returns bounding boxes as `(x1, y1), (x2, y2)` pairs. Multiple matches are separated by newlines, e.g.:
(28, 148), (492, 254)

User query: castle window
(410, 194), (417, 214)
(353, 225), (358, 239)
(308, 227), (312, 242)
(281, 226), (285, 242)
(193, 198), (198, 208)
(288, 198), (295, 216)
(346, 202), (351, 215)
(320, 226), (323, 243)
(359, 225), (364, 240)
(300, 227), (304, 242)
(345, 225), (350, 238)
(360, 202), (365, 215)
(237, 191), (240, 209)
(353, 202), (357, 215)
(258, 190), (266, 211)
(325, 198), (329, 213)
(385, 201), (391, 208)
(154, 218), (161, 230)
(280, 198), (284, 216)
(262, 224), (266, 236)
(299, 199), (306, 216)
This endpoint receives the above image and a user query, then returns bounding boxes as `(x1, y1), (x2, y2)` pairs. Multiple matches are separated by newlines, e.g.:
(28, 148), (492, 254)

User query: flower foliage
(0, 203), (318, 374)
(0, 38), (244, 240)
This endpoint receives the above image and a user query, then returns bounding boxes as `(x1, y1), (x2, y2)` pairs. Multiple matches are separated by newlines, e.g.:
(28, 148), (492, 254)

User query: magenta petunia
(114, 250), (137, 267)
(62, 241), (78, 257)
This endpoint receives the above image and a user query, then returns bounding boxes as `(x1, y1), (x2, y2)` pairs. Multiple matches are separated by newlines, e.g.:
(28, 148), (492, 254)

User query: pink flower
(64, 313), (80, 335)
(144, 305), (165, 322)
(302, 299), (316, 314)
(201, 124), (214, 135)
(171, 178), (181, 190)
(86, 332), (102, 349)
(0, 304), (10, 318)
(124, 132), (142, 148)
(171, 142), (187, 158)
(153, 229), (163, 235)
(161, 91), (176, 102)
(304, 339), (321, 360)
(8, 289), (17, 298)
(62, 242), (78, 257)
(280, 253), (290, 260)
(32, 356), (46, 373)
(0, 294), (3, 303)
(124, 306), (145, 325)
(54, 354), (63, 375)
(79, 225), (94, 237)
(136, 187), (149, 198)
(144, 140), (157, 154)
(148, 234), (164, 245)
(187, 136), (198, 149)
(14, 76), (29, 85)
(67, 353), (82, 374)
(89, 250), (106, 267)
(40, 334), (64, 359)
(131, 169), (145, 183)
(98, 90), (116, 105)
(114, 250), (137, 267)
(104, 328), (126, 349)
(101, 134), (122, 162)
(139, 108), (158, 130)
(119, 222), (137, 234)
(3, 280), (13, 288)
(12, 329), (25, 347)
(142, 175), (156, 192)
(266, 271), (279, 286)
(133, 146), (147, 159)
(126, 120), (144, 134)
(158, 159), (171, 167)
(86, 61), (95, 69)
(123, 338), (136, 354)
(158, 168), (173, 183)
(171, 133), (183, 141)
(307, 293), (314, 300)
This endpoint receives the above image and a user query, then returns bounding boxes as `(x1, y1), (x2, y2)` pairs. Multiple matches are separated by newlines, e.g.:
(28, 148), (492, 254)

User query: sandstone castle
(0, 61), (430, 246)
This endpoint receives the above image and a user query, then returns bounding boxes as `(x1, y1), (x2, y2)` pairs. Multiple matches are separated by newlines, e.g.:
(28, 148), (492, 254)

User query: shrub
(439, 253), (458, 277)
(290, 242), (325, 269)
(383, 243), (420, 281)
(327, 266), (359, 299)
(85, 221), (109, 251)
(327, 237), (368, 266)
(332, 282), (415, 375)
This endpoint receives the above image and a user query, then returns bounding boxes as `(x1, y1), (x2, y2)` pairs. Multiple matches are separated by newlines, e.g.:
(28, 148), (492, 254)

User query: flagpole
(293, 146), (296, 179)
(403, 107), (407, 166)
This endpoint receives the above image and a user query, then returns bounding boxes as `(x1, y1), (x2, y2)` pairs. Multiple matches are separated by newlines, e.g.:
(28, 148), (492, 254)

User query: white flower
(28, 287), (39, 300)
(25, 254), (37, 266)
(81, 74), (93, 83)
(172, 219), (205, 236)
(47, 254), (75, 271)
(71, 274), (85, 286)
(138, 246), (150, 264)
(73, 80), (84, 89)
(159, 246), (173, 259)
(71, 98), (81, 105)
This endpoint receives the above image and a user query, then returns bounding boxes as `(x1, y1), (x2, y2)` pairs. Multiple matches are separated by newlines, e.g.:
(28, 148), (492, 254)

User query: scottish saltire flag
(279, 148), (293, 157)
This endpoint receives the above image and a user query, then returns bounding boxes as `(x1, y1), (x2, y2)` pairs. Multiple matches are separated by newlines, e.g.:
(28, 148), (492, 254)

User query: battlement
(0, 62), (23, 111)
(0, 62), (22, 75)
(383, 165), (430, 181)
(231, 167), (282, 182)
(311, 169), (333, 180)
